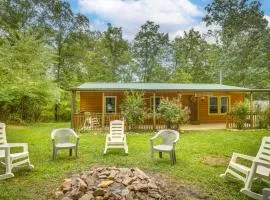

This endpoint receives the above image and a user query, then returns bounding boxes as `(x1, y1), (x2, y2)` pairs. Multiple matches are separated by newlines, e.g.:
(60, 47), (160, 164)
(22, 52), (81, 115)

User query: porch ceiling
(70, 82), (253, 92)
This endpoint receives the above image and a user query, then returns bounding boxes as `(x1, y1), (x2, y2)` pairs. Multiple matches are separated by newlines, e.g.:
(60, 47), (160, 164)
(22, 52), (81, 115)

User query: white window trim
(105, 96), (117, 114)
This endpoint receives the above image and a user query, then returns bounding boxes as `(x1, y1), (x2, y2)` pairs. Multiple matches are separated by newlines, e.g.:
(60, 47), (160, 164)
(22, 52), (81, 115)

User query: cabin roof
(70, 82), (251, 92)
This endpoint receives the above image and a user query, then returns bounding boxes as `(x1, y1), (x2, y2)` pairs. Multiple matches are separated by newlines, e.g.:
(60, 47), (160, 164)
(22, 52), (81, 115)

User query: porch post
(197, 96), (200, 124)
(250, 92), (254, 128)
(102, 92), (105, 130)
(153, 92), (156, 130)
(177, 93), (181, 102)
(71, 90), (76, 129)
(269, 93), (270, 110)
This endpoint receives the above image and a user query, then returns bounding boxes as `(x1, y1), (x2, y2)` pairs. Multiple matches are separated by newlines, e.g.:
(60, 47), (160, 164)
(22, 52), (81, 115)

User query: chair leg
(54, 149), (57, 160)
(173, 150), (176, 164)
(69, 149), (72, 156)
(75, 147), (78, 158)
(52, 147), (56, 160)
(169, 151), (174, 165)
(159, 152), (162, 158)
(104, 146), (107, 155)
(124, 145), (128, 154)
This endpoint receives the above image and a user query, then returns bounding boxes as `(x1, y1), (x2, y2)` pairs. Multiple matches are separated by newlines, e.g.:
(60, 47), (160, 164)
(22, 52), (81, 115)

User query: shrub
(230, 101), (249, 129)
(120, 91), (145, 130)
(157, 98), (189, 129)
(256, 105), (270, 129)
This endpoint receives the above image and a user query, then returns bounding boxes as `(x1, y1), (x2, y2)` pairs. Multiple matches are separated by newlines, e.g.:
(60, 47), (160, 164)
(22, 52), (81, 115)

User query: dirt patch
(8, 125), (25, 130)
(201, 155), (229, 167)
(55, 166), (211, 200)
(148, 172), (211, 200)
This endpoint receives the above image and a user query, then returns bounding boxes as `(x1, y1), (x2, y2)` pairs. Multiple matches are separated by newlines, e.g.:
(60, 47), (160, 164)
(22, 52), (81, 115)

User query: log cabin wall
(79, 91), (246, 124)
(198, 92), (245, 123)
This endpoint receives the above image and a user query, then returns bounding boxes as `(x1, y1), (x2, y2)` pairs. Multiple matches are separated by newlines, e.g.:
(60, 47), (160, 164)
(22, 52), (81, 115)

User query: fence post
(226, 114), (229, 128)
(153, 92), (156, 130)
(250, 92), (254, 128)
(102, 92), (105, 130)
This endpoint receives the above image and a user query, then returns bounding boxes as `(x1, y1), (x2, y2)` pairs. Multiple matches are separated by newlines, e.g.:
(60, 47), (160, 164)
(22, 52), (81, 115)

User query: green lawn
(0, 123), (269, 200)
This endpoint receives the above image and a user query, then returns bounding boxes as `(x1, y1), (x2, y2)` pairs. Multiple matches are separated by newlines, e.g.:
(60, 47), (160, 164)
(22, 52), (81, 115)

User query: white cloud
(78, 0), (204, 40)
(265, 15), (270, 27)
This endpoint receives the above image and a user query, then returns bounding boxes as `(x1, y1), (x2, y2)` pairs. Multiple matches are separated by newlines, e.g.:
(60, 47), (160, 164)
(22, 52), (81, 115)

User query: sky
(68, 0), (270, 40)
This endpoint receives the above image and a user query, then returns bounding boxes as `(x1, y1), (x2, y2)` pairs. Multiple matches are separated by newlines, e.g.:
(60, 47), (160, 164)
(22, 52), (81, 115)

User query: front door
(188, 96), (199, 124)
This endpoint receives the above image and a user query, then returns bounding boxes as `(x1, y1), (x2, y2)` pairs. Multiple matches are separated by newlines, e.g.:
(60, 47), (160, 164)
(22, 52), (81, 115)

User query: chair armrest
(0, 145), (10, 157)
(0, 145), (10, 150)
(254, 159), (270, 168)
(232, 153), (255, 162)
(150, 133), (159, 141)
(7, 143), (28, 152)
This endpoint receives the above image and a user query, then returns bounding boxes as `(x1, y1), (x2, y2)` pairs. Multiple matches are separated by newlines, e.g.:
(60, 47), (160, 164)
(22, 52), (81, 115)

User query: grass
(0, 123), (269, 200)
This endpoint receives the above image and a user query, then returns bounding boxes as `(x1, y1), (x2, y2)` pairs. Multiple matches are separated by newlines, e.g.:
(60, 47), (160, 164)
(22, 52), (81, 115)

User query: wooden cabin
(70, 83), (252, 130)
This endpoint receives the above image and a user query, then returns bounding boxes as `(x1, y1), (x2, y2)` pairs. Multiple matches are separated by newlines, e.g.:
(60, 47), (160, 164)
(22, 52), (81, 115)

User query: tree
(133, 21), (170, 82)
(204, 0), (268, 43)
(204, 0), (270, 88)
(0, 31), (57, 122)
(172, 29), (220, 83)
(102, 23), (131, 82)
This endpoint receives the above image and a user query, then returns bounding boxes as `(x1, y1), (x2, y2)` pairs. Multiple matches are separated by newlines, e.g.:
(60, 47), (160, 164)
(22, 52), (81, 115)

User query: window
(220, 97), (229, 114)
(106, 96), (116, 113)
(208, 96), (230, 115)
(151, 97), (161, 111)
(209, 97), (218, 114)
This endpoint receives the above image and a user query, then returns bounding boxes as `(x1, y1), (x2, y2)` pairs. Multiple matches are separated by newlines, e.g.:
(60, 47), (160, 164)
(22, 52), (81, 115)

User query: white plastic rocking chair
(0, 123), (34, 180)
(221, 136), (270, 199)
(104, 120), (128, 154)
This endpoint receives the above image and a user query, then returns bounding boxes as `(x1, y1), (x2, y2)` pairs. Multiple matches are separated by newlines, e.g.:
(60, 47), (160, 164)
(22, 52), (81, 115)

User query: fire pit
(55, 167), (209, 200)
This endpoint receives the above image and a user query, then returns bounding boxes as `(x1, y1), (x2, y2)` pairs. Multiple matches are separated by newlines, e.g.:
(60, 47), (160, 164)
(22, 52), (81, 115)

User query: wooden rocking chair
(221, 137), (270, 199)
(0, 123), (34, 180)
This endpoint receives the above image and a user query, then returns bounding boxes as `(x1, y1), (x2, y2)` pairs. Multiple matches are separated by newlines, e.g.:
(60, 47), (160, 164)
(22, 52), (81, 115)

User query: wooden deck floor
(181, 123), (226, 131)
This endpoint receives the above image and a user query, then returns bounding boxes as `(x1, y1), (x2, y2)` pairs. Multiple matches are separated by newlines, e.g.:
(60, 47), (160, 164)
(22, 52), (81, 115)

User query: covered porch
(69, 83), (258, 131)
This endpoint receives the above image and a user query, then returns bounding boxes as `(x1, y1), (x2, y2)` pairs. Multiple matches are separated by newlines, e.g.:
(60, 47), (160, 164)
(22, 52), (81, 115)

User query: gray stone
(121, 188), (130, 197)
(108, 170), (118, 179)
(62, 197), (72, 200)
(93, 188), (106, 197)
(79, 192), (94, 200)
(61, 179), (72, 192)
(122, 176), (133, 186)
(98, 175), (107, 179)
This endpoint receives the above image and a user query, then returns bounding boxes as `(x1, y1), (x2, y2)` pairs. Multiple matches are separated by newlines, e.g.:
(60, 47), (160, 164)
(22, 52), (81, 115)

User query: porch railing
(73, 113), (124, 131)
(226, 112), (263, 129)
(72, 113), (178, 131)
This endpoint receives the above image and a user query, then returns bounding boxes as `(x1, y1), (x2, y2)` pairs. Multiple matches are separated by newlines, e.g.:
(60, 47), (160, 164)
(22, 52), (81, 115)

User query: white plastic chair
(104, 120), (128, 154)
(0, 123), (34, 180)
(150, 129), (180, 165)
(221, 137), (270, 199)
(51, 128), (79, 160)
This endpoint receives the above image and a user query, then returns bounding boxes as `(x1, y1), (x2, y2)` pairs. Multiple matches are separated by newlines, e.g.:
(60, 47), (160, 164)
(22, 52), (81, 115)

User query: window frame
(208, 96), (230, 115)
(209, 96), (219, 114)
(105, 96), (117, 114)
(220, 96), (229, 114)
(150, 96), (161, 111)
